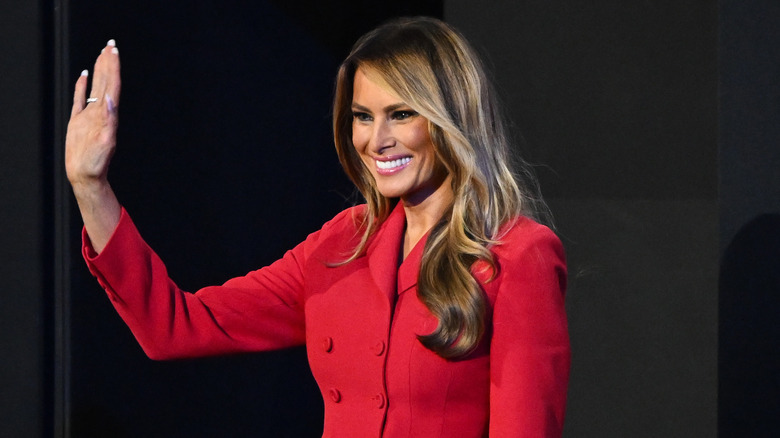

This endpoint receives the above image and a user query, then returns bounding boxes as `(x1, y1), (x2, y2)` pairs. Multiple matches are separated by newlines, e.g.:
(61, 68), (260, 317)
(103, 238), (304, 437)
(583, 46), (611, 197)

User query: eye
(352, 111), (372, 122)
(392, 110), (418, 120)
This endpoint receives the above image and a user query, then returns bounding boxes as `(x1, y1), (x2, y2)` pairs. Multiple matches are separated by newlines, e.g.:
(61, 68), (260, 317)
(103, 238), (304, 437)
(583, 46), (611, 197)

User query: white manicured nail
(81, 69), (88, 77)
(111, 47), (119, 55)
(107, 39), (116, 47)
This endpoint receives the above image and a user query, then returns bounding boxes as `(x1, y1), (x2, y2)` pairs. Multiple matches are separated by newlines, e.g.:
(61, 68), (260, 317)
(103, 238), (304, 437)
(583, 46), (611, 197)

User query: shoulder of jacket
(476, 216), (566, 303)
(497, 216), (560, 248)
(320, 204), (367, 235)
(487, 216), (565, 277)
(298, 205), (367, 261)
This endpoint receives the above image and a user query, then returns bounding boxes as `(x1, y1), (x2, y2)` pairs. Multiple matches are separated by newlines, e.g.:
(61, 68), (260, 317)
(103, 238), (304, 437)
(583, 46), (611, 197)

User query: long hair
(333, 17), (548, 358)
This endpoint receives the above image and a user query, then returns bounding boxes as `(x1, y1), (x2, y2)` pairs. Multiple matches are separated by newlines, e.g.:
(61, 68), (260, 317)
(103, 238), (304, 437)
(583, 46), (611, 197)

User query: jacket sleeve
(82, 207), (345, 360)
(488, 224), (570, 437)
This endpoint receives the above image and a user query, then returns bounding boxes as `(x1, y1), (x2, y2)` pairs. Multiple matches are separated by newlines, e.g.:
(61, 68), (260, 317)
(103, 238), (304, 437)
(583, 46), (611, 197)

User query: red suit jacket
(83, 202), (570, 437)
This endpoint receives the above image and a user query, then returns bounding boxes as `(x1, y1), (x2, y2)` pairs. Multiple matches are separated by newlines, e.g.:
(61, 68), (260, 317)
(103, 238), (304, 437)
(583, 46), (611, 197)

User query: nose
(370, 119), (395, 154)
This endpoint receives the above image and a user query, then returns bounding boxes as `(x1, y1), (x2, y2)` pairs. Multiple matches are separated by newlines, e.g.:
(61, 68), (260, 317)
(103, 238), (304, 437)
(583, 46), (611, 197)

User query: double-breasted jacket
(83, 202), (570, 437)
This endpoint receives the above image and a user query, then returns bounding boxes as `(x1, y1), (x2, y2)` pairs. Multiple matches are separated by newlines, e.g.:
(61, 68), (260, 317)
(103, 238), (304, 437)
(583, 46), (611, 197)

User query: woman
(67, 17), (569, 437)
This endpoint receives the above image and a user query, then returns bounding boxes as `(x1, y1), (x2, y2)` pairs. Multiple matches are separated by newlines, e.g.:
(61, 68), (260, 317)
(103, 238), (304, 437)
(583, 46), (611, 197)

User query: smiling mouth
(376, 157), (411, 170)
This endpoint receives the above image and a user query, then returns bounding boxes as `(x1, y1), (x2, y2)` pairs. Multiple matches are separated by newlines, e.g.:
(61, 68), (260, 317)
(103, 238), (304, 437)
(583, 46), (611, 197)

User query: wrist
(70, 178), (111, 200)
(71, 180), (121, 254)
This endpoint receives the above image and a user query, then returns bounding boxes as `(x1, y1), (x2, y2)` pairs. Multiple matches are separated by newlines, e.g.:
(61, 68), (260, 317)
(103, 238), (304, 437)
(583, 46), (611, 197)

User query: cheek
(407, 126), (436, 158)
(351, 124), (369, 153)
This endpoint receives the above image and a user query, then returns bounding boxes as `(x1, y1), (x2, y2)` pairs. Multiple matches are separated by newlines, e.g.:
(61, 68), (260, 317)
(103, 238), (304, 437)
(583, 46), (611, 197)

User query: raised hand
(66, 39), (121, 187)
(66, 39), (123, 253)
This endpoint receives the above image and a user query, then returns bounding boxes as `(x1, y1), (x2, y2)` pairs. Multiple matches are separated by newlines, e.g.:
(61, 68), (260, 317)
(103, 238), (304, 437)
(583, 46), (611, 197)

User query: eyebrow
(351, 102), (409, 113)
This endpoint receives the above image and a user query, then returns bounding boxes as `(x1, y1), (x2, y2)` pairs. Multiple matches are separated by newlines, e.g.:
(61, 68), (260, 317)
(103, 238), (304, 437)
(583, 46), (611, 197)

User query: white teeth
(376, 157), (411, 170)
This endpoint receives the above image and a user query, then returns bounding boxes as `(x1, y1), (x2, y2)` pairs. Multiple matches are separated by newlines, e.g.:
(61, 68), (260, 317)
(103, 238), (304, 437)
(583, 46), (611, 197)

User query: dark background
(1, 0), (778, 436)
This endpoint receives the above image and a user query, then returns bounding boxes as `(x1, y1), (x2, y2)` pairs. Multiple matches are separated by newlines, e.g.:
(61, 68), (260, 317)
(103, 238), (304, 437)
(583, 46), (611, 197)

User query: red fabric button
(329, 388), (341, 403)
(373, 393), (385, 409)
(370, 340), (385, 356)
(323, 337), (333, 353)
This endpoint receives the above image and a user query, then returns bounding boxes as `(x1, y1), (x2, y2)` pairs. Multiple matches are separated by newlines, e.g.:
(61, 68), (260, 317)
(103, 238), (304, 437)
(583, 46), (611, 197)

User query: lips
(375, 156), (411, 175)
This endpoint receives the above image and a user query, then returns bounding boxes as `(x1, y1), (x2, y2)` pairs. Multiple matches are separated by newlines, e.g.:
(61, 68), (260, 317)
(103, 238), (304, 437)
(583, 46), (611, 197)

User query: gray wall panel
(551, 198), (717, 437)
(446, 2), (719, 436)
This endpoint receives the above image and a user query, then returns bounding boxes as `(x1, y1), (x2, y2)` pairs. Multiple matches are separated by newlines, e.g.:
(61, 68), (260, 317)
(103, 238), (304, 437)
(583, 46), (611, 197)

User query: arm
(68, 41), (326, 360)
(489, 224), (570, 437)
(83, 208), (311, 360)
(66, 40), (122, 253)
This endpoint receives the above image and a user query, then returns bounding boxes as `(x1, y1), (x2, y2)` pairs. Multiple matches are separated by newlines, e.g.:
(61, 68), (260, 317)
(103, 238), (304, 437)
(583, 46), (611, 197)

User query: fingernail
(111, 47), (119, 55)
(101, 48), (105, 54)
(107, 39), (116, 47)
(81, 69), (88, 77)
(106, 94), (115, 112)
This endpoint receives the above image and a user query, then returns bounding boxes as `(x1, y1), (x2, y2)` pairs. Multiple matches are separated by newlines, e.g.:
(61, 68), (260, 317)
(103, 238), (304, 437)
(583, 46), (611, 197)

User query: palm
(65, 41), (122, 186)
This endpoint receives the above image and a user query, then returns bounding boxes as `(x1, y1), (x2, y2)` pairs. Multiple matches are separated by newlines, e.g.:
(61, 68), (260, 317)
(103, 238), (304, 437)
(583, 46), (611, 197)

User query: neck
(401, 176), (453, 258)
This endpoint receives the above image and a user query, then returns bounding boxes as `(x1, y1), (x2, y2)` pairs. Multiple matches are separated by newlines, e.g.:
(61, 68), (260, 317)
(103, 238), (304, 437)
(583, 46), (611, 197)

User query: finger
(91, 39), (121, 105)
(71, 70), (89, 117)
(89, 40), (112, 99)
(105, 41), (121, 106)
(104, 94), (119, 136)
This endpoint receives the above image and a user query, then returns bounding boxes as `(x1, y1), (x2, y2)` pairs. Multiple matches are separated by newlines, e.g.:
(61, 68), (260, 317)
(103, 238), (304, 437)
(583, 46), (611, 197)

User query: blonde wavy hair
(333, 17), (548, 358)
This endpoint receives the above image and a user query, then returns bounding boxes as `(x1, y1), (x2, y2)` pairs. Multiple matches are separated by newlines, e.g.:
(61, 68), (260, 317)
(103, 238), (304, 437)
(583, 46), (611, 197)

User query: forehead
(352, 67), (403, 105)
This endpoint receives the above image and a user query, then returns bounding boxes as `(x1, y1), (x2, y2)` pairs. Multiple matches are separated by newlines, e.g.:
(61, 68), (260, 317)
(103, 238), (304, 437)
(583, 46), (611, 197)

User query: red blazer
(83, 202), (569, 437)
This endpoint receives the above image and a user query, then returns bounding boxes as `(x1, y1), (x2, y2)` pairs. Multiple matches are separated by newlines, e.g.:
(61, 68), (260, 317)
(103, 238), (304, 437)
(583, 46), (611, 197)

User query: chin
(373, 180), (407, 198)
(376, 189), (407, 199)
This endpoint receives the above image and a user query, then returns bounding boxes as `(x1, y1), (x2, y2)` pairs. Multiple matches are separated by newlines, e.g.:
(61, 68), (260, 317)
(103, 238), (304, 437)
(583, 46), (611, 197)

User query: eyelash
(393, 110), (417, 120)
(351, 110), (418, 122)
(352, 111), (372, 122)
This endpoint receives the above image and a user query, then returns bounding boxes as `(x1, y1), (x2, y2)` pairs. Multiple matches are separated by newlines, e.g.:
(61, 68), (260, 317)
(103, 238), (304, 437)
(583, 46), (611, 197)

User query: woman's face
(351, 68), (449, 206)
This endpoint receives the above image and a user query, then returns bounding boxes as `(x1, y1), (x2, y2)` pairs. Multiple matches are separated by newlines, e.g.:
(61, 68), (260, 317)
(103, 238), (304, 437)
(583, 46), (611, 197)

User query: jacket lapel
(397, 232), (426, 295)
(366, 202), (406, 303)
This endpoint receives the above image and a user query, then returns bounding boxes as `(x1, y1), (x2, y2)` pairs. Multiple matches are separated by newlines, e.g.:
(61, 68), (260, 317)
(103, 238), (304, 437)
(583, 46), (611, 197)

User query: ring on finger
(86, 97), (98, 103)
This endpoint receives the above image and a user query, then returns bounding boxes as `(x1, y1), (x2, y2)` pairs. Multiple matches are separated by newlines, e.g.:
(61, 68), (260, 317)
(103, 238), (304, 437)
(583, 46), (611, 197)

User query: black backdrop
(1, 0), (779, 437)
